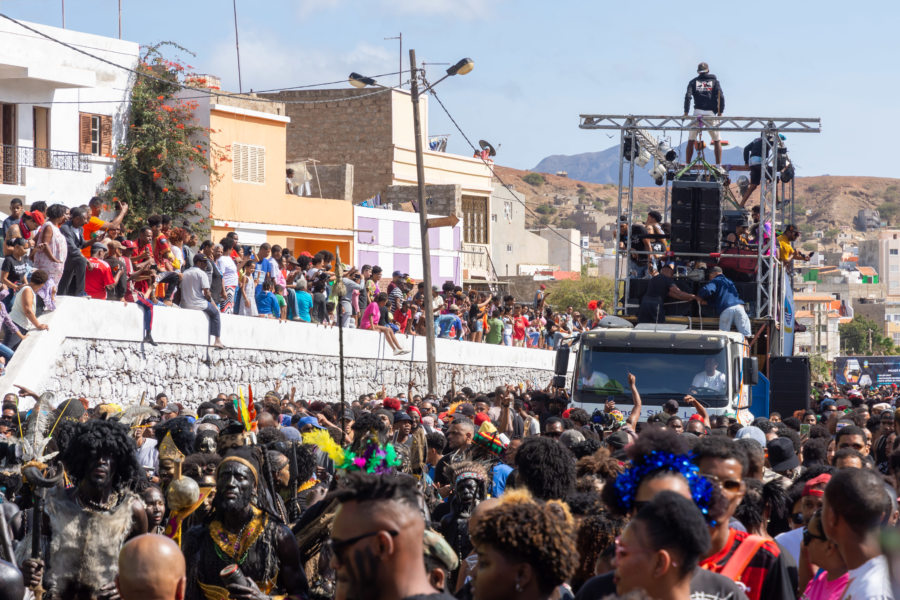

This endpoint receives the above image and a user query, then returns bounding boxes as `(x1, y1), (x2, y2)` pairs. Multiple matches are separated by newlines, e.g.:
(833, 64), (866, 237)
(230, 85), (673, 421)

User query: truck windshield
(576, 346), (730, 407)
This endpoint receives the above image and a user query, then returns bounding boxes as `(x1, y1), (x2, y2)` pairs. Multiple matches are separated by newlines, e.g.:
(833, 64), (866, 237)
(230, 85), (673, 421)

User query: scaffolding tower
(578, 114), (821, 356)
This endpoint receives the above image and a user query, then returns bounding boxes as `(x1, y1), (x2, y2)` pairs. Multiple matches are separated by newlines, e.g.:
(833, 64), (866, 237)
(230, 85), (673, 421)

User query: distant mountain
(533, 142), (745, 186)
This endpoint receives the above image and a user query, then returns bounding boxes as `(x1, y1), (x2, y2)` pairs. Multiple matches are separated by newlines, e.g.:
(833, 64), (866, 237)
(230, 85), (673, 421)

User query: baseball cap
(91, 242), (107, 252)
(734, 425), (766, 448)
(393, 411), (413, 424)
(297, 416), (326, 430)
(767, 438), (799, 472)
(802, 474), (832, 498)
(697, 62), (709, 73)
(456, 403), (476, 418)
(392, 270), (408, 278)
(105, 240), (124, 251)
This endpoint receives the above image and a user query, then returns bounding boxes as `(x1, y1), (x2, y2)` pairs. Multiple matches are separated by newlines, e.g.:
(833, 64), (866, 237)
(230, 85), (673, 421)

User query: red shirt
(393, 308), (411, 332)
(84, 257), (114, 299)
(513, 316), (529, 340)
(700, 528), (793, 600)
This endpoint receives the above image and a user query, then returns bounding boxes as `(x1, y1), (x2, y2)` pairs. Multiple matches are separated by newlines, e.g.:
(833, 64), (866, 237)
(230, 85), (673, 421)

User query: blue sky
(4, 0), (898, 179)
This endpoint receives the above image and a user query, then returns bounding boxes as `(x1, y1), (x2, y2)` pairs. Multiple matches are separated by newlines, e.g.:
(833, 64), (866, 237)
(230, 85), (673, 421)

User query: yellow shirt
(777, 233), (795, 263)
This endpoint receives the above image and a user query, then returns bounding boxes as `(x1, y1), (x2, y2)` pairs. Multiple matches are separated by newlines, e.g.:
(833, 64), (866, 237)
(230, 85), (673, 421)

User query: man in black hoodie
(683, 62), (725, 165)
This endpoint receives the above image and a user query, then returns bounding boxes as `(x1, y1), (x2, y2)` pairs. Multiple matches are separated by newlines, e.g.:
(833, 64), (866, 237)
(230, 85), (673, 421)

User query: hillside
(494, 165), (900, 246)
(533, 142), (744, 186)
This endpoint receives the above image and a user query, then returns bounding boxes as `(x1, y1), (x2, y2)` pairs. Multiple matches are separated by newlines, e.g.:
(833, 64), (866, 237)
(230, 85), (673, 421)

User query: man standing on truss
(683, 62), (725, 166)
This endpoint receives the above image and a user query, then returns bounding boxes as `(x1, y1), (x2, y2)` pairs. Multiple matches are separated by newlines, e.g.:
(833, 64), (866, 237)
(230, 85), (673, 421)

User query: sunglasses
(803, 526), (827, 545)
(543, 431), (562, 438)
(700, 472), (743, 493)
(327, 529), (398, 564)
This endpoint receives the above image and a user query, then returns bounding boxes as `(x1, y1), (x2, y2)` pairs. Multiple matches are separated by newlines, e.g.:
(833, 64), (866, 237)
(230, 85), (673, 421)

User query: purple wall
(393, 221), (410, 248)
(394, 253), (410, 276)
(428, 228), (439, 249)
(358, 250), (379, 270)
(453, 228), (461, 251)
(357, 217), (378, 244)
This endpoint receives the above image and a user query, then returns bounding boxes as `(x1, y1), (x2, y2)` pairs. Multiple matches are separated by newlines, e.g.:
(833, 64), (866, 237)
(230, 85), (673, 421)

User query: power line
(0, 13), (406, 106)
(424, 79), (585, 251)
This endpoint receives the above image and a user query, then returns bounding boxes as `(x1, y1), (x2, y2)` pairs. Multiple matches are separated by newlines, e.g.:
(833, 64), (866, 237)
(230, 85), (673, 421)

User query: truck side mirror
(742, 357), (759, 386)
(554, 347), (569, 376)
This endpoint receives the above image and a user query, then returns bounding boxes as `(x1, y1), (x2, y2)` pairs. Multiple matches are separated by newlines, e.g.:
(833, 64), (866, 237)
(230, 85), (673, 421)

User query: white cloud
(205, 33), (395, 93)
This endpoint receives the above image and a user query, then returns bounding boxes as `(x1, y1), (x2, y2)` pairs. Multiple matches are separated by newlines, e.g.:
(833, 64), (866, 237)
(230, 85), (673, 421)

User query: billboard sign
(834, 356), (900, 386)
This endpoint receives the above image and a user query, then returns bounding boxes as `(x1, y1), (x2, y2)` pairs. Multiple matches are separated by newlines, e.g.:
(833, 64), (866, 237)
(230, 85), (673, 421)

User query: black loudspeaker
(670, 181), (723, 254)
(769, 356), (811, 416)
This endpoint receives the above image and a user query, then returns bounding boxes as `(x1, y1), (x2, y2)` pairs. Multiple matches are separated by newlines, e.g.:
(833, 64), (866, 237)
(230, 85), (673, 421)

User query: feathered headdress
(18, 391), (59, 466)
(337, 431), (402, 475)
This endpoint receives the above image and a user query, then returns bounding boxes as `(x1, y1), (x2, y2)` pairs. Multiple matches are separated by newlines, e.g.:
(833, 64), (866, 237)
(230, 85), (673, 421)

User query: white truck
(554, 322), (758, 424)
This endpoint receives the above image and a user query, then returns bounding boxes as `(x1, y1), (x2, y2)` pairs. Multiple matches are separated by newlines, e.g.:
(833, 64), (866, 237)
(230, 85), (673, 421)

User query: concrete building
(490, 184), (549, 277)
(859, 230), (900, 297)
(355, 206), (462, 286)
(538, 227), (581, 273)
(0, 18), (139, 208)
(178, 87), (355, 259)
(260, 87), (495, 282)
(794, 293), (842, 359)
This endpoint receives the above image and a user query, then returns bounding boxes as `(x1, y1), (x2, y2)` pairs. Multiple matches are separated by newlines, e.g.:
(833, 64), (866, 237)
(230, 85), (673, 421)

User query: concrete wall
(261, 89), (396, 204)
(0, 18), (139, 207)
(285, 163), (354, 202)
(384, 183), (460, 215)
(539, 228), (582, 272)
(2, 297), (568, 408)
(490, 185), (549, 278)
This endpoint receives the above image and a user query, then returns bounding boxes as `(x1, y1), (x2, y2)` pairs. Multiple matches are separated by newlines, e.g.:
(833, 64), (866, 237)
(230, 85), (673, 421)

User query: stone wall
(384, 184), (461, 216)
(3, 297), (569, 409)
(262, 89), (394, 203)
(46, 339), (555, 406)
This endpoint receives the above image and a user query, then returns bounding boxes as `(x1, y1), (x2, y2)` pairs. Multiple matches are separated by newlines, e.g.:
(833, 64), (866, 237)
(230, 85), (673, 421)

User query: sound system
(768, 356), (810, 416)
(670, 180), (723, 254)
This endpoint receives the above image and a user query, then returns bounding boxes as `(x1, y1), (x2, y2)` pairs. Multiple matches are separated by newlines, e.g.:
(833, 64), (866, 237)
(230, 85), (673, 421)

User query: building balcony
(0, 144), (92, 186)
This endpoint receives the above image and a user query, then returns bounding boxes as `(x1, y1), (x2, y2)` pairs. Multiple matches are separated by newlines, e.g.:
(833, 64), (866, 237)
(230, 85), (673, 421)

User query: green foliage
(808, 354), (832, 383)
(535, 203), (556, 215)
(824, 228), (840, 239)
(547, 276), (614, 314)
(522, 172), (545, 187)
(880, 201), (900, 226)
(538, 215), (551, 226)
(839, 315), (895, 355)
(592, 199), (607, 211)
(801, 241), (817, 252)
(558, 217), (578, 229)
(107, 43), (222, 232)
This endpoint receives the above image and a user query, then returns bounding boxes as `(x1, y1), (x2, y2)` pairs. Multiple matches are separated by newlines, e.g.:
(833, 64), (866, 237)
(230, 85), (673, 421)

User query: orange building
(178, 82), (354, 259)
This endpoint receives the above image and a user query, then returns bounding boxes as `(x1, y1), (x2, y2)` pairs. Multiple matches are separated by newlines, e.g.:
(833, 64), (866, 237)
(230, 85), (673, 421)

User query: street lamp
(348, 51), (473, 395)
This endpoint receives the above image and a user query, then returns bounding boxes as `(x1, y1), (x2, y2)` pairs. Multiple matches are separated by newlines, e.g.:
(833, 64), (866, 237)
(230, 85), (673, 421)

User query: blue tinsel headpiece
(613, 451), (716, 523)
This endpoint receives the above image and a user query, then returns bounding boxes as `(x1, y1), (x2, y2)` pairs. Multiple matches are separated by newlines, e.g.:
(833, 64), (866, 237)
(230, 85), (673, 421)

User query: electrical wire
(0, 12), (405, 105)
(424, 78), (585, 251)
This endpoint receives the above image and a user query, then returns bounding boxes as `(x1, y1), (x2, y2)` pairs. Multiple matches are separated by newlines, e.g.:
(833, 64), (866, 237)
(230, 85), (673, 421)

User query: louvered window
(79, 112), (112, 156)
(232, 142), (265, 184)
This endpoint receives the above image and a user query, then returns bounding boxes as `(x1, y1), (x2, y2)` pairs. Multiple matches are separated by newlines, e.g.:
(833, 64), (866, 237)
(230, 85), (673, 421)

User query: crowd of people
(0, 374), (896, 600)
(0, 196), (602, 363)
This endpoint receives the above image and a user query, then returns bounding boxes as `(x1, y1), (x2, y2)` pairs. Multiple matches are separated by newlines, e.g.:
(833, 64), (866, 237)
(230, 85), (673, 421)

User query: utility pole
(385, 34), (402, 88)
(232, 0), (243, 93)
(118, 0), (122, 39)
(409, 48), (438, 395)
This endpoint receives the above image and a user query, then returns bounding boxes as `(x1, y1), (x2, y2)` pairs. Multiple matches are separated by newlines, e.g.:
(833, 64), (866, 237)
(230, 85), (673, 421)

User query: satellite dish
(478, 139), (497, 157)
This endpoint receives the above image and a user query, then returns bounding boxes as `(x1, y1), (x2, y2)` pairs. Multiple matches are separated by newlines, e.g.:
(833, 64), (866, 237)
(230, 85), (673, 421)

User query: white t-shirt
(843, 555), (893, 600)
(691, 370), (727, 392)
(216, 255), (239, 288)
(773, 527), (802, 566)
(180, 267), (210, 310)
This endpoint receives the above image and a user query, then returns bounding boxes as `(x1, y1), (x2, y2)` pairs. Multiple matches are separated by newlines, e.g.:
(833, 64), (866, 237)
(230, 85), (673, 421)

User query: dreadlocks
(60, 420), (142, 490)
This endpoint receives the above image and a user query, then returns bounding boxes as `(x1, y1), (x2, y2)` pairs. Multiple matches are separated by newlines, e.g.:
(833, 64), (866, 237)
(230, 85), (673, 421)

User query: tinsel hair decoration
(337, 431), (402, 475)
(613, 451), (715, 523)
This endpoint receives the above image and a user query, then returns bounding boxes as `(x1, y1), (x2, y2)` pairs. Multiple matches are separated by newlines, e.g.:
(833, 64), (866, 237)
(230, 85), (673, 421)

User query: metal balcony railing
(0, 144), (93, 185)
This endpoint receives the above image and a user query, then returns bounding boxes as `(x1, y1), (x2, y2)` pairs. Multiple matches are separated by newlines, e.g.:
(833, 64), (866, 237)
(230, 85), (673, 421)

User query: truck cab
(556, 324), (758, 423)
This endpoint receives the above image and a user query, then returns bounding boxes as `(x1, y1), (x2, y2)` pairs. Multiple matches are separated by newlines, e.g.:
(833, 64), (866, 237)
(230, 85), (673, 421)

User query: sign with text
(834, 356), (900, 386)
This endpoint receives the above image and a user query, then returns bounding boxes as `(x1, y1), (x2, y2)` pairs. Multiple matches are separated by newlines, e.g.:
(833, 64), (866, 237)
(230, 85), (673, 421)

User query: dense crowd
(0, 375), (897, 600)
(0, 196), (599, 364)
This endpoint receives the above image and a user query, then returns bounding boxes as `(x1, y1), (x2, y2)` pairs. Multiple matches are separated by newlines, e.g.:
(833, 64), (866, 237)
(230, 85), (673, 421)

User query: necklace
(209, 505), (266, 564)
(75, 489), (118, 512)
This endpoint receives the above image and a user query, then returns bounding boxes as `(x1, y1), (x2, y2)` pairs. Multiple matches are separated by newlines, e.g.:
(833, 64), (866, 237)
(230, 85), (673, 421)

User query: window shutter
(100, 115), (112, 156)
(232, 143), (265, 183)
(79, 113), (91, 155)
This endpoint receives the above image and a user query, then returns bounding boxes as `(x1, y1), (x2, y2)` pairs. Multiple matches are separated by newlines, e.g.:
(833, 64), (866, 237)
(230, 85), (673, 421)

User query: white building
(859, 231), (900, 297)
(0, 18), (138, 208)
(794, 293), (842, 360)
(538, 227), (581, 272)
(489, 184), (549, 277)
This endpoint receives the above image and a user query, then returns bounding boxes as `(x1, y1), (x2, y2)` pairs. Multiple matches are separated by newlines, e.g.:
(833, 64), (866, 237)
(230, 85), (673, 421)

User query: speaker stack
(670, 180), (723, 254)
(768, 356), (811, 416)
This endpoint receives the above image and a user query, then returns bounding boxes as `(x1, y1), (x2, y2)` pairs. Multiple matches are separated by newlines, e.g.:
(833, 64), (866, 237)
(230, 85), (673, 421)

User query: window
(491, 214), (498, 222)
(232, 143), (266, 184)
(504, 201), (513, 220)
(506, 244), (513, 252)
(891, 249), (899, 255)
(79, 112), (111, 156)
(462, 195), (488, 244)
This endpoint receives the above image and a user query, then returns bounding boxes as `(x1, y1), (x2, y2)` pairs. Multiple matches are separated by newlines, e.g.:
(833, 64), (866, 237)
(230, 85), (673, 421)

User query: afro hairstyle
(60, 420), (142, 490)
(513, 436), (575, 501)
(153, 415), (196, 455)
